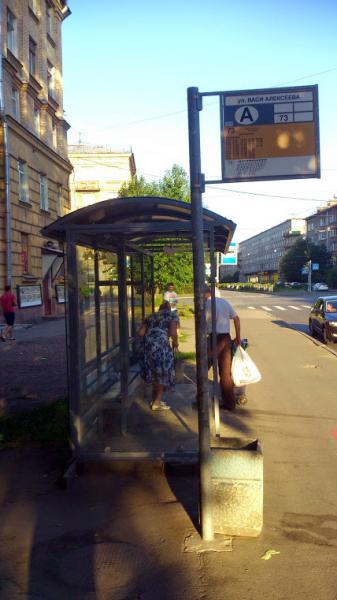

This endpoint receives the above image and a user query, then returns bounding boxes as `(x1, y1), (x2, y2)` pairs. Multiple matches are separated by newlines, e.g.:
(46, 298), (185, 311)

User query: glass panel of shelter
(72, 243), (158, 454)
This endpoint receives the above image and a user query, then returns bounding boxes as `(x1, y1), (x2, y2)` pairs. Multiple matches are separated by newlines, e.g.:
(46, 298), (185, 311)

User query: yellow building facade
(0, 0), (72, 322)
(68, 145), (136, 211)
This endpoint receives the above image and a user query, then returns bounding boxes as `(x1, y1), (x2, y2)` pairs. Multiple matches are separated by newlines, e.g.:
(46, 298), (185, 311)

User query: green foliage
(154, 251), (194, 293)
(160, 164), (191, 202)
(119, 174), (159, 197)
(279, 239), (331, 282)
(326, 267), (337, 289)
(0, 399), (69, 449)
(118, 165), (193, 291)
(219, 282), (275, 292)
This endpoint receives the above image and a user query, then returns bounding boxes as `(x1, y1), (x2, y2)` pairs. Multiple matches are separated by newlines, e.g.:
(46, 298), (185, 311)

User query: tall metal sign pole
(187, 87), (214, 541)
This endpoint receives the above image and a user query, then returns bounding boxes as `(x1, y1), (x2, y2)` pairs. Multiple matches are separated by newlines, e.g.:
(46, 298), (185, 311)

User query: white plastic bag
(231, 345), (261, 386)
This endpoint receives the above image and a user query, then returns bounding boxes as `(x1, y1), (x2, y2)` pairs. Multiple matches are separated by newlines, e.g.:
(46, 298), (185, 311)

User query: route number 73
(279, 114), (289, 121)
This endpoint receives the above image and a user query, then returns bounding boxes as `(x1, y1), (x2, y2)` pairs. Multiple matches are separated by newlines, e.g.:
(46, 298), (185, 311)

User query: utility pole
(187, 86), (214, 541)
(308, 259), (312, 292)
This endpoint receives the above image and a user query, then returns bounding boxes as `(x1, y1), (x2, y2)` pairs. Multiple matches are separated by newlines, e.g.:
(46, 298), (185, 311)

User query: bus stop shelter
(42, 196), (236, 463)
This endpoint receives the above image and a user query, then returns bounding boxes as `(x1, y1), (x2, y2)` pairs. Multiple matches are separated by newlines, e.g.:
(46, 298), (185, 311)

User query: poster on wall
(17, 285), (42, 308)
(55, 284), (65, 303)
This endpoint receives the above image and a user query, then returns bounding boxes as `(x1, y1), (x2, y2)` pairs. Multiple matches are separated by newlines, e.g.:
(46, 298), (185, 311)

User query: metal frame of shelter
(42, 197), (235, 463)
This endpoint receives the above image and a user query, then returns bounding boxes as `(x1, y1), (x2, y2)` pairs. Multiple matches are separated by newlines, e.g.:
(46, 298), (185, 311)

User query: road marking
(288, 305), (301, 310)
(274, 305), (286, 311)
(262, 305), (272, 311)
(301, 304), (311, 309)
(247, 306), (256, 310)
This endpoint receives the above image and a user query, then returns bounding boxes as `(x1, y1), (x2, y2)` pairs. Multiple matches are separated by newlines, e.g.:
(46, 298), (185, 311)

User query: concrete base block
(211, 438), (263, 537)
(182, 528), (233, 553)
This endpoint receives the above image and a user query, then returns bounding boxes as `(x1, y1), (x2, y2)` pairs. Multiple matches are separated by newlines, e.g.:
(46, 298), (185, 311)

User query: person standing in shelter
(0, 285), (17, 341)
(204, 286), (241, 411)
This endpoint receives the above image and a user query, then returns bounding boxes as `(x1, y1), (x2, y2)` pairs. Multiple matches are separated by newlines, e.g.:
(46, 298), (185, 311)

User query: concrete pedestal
(211, 438), (263, 537)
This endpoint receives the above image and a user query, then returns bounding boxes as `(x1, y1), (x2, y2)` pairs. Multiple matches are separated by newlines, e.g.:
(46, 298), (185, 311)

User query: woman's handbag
(231, 345), (261, 386)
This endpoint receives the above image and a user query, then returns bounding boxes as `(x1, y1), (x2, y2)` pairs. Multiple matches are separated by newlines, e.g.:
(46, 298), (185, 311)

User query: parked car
(308, 296), (337, 343)
(312, 282), (329, 291)
(285, 281), (302, 288)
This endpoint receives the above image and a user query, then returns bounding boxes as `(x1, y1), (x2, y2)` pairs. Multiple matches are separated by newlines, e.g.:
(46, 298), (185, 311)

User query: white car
(312, 282), (329, 291)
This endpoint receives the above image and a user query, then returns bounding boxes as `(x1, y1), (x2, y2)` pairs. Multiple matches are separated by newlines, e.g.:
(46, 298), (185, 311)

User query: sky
(62, 0), (337, 243)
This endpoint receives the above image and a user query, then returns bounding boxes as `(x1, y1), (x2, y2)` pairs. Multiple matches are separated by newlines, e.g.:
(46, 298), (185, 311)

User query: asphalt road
(204, 290), (337, 599)
(181, 289), (337, 354)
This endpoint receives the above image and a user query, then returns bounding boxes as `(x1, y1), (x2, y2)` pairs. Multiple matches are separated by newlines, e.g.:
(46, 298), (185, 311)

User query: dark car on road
(309, 296), (337, 343)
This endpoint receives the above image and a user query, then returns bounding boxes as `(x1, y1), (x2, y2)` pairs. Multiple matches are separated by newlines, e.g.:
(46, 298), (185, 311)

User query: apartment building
(306, 200), (337, 261)
(239, 218), (307, 283)
(0, 0), (72, 322)
(68, 144), (136, 211)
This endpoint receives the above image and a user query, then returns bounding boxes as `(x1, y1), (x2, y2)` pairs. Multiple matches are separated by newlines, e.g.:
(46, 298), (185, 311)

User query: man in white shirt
(205, 286), (241, 411)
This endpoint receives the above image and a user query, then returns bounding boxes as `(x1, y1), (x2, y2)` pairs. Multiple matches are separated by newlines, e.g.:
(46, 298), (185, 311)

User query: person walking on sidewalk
(204, 286), (241, 411)
(137, 300), (179, 411)
(0, 285), (17, 341)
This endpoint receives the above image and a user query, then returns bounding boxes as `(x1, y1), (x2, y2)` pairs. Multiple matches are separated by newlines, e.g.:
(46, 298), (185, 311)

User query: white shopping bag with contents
(231, 345), (261, 386)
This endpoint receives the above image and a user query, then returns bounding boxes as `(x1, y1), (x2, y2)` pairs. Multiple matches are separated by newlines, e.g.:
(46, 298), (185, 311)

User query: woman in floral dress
(138, 301), (179, 410)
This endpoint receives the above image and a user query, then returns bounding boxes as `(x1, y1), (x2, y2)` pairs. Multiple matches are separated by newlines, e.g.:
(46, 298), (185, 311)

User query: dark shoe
(220, 401), (236, 411)
(0, 336), (5, 342)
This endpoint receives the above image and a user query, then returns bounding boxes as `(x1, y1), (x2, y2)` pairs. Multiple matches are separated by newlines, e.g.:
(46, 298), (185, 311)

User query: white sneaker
(151, 401), (171, 411)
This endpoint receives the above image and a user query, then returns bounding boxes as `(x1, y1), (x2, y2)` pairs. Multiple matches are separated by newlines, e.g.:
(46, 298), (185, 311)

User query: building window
(47, 61), (56, 98)
(319, 232), (327, 240)
(34, 105), (40, 135)
(29, 0), (39, 15)
(46, 2), (53, 36)
(17, 161), (29, 203)
(52, 121), (57, 148)
(39, 174), (48, 211)
(7, 9), (17, 55)
(29, 37), (37, 76)
(21, 233), (30, 274)
(308, 222), (314, 231)
(11, 87), (20, 120)
(319, 217), (327, 226)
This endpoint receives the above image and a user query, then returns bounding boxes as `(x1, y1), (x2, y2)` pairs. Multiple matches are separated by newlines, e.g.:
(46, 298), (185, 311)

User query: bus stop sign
(221, 84), (320, 183)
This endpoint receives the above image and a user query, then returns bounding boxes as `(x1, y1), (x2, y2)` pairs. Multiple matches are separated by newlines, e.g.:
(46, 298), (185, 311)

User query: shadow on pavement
(271, 319), (309, 335)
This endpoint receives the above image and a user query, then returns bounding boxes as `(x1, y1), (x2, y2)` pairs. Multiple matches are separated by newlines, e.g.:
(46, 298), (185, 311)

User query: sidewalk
(1, 311), (337, 598)
(0, 317), (67, 415)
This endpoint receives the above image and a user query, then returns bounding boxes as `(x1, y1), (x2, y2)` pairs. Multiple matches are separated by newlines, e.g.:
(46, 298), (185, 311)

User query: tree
(119, 174), (159, 197)
(160, 164), (190, 203)
(326, 267), (337, 289)
(279, 239), (331, 282)
(118, 165), (193, 292)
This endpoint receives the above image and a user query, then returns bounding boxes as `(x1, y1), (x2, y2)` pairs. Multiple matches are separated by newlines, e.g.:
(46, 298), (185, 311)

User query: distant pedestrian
(163, 282), (178, 313)
(0, 285), (17, 341)
(204, 286), (241, 411)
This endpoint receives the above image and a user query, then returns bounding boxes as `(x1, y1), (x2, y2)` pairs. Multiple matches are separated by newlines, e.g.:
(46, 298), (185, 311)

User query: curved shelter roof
(42, 196), (236, 253)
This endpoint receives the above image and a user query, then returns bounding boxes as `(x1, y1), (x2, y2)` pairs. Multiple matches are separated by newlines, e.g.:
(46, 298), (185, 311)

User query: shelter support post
(117, 239), (129, 435)
(150, 256), (155, 314)
(209, 228), (220, 437)
(94, 250), (102, 391)
(141, 254), (145, 320)
(66, 231), (82, 453)
(188, 86), (214, 541)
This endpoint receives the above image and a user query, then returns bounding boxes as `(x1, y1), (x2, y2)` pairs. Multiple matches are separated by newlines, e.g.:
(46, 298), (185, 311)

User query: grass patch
(178, 304), (194, 318)
(174, 351), (196, 362)
(178, 330), (189, 344)
(0, 398), (69, 449)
